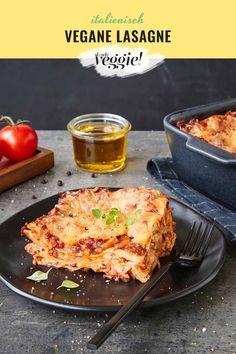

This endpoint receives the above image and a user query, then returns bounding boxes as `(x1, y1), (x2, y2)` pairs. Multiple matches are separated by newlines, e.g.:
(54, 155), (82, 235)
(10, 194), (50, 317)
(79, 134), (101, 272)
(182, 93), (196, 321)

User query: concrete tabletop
(0, 131), (235, 354)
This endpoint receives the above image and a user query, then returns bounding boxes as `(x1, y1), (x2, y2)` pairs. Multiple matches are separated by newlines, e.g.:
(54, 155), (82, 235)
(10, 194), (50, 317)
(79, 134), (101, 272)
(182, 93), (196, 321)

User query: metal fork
(87, 221), (214, 350)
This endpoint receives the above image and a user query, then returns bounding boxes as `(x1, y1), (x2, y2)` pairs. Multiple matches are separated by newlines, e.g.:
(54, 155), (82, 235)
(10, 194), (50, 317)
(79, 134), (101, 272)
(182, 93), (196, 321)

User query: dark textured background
(0, 59), (235, 130)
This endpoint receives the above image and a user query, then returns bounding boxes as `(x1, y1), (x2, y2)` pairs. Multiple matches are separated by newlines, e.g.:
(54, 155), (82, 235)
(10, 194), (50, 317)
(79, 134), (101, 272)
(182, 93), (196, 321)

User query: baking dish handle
(186, 137), (236, 165)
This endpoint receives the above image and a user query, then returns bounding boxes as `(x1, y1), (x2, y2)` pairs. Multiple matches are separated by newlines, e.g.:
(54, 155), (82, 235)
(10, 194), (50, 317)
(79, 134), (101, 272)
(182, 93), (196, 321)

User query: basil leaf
(109, 208), (121, 217)
(106, 217), (114, 225)
(125, 218), (136, 226)
(57, 280), (80, 289)
(26, 267), (53, 282)
(101, 211), (106, 218)
(92, 209), (102, 218)
(135, 209), (142, 217)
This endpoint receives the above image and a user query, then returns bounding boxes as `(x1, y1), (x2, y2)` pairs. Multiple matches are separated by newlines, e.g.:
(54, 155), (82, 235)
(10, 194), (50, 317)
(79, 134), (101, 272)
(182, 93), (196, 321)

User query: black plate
(0, 189), (226, 312)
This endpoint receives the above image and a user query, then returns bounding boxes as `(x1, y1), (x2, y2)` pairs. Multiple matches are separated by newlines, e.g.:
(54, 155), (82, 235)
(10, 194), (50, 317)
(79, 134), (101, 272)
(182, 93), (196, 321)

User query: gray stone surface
(0, 131), (235, 354)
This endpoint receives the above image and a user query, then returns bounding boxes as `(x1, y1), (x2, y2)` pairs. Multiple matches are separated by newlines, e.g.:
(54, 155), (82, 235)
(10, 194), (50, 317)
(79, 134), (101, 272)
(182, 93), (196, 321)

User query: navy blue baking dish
(163, 98), (236, 211)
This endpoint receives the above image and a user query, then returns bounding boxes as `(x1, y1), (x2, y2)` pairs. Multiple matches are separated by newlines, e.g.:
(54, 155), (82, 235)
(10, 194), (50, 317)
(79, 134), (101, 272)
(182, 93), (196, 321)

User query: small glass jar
(67, 113), (131, 173)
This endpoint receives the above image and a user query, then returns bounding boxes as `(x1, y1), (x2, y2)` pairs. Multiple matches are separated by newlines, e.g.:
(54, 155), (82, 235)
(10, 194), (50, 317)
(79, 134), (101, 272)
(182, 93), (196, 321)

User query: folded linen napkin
(147, 158), (236, 247)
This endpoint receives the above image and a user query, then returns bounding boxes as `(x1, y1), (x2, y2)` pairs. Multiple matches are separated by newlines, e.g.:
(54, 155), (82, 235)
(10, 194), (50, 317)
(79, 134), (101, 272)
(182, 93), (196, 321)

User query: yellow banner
(0, 0), (235, 58)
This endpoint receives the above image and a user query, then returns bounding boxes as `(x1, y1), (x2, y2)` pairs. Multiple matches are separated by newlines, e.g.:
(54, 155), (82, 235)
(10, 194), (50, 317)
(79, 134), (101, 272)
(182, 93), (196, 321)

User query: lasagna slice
(21, 187), (176, 283)
(177, 111), (236, 155)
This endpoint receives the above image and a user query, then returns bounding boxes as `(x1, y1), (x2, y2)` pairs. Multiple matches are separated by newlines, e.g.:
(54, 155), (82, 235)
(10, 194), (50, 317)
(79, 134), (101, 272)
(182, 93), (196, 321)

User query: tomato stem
(15, 119), (32, 126)
(0, 115), (15, 126)
(0, 115), (31, 126)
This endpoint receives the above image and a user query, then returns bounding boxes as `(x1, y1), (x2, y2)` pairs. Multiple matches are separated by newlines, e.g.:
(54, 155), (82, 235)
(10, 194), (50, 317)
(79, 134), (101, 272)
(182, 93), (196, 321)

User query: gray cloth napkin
(147, 158), (236, 247)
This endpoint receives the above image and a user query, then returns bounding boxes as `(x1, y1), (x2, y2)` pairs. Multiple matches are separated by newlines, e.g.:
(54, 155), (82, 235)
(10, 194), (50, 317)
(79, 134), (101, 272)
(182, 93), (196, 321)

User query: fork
(87, 221), (214, 350)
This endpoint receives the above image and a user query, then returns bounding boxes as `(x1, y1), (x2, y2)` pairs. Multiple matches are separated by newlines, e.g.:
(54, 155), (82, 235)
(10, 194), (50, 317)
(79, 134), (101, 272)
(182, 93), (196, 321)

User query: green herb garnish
(26, 267), (53, 282)
(57, 280), (80, 290)
(106, 208), (122, 227)
(109, 208), (121, 217)
(106, 217), (114, 225)
(135, 209), (142, 217)
(125, 209), (142, 227)
(92, 208), (106, 218)
(92, 209), (103, 218)
(125, 218), (136, 226)
(92, 207), (122, 227)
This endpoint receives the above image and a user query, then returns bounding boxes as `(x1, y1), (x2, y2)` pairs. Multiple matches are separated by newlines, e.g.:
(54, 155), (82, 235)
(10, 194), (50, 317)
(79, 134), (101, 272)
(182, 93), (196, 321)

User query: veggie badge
(0, 115), (38, 162)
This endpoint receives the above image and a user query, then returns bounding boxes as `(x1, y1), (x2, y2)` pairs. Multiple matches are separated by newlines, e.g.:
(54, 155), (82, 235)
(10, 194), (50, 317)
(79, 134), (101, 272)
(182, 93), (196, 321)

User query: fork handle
(87, 262), (173, 350)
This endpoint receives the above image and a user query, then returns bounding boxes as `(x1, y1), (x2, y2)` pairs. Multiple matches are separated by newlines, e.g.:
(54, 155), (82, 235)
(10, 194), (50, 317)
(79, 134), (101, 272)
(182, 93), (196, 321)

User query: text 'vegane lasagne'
(21, 187), (176, 283)
(177, 111), (236, 155)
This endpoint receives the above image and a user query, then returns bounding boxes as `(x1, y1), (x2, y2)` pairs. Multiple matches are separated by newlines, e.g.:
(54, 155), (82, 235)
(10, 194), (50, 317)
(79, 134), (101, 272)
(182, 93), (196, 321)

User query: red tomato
(0, 124), (38, 161)
(0, 139), (3, 161)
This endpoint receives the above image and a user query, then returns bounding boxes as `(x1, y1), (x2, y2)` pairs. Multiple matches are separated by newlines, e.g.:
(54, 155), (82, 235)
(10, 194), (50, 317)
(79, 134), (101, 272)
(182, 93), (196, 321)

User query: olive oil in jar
(68, 115), (131, 173)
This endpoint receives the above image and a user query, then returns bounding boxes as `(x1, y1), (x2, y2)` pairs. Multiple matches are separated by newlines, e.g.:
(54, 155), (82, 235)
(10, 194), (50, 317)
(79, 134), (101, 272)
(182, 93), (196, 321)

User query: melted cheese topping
(177, 111), (236, 155)
(22, 187), (176, 283)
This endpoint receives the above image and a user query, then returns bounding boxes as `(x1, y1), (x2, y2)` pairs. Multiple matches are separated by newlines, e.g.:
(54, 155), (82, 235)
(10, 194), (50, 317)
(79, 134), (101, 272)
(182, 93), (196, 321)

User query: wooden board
(0, 147), (54, 193)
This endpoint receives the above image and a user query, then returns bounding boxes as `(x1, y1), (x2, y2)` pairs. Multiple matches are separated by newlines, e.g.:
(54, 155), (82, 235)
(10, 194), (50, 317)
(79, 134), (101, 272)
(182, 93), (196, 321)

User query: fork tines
(182, 221), (214, 258)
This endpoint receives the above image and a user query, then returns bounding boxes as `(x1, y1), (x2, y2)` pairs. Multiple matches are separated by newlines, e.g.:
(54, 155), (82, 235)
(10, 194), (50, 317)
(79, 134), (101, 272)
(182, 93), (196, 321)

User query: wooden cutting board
(0, 147), (54, 193)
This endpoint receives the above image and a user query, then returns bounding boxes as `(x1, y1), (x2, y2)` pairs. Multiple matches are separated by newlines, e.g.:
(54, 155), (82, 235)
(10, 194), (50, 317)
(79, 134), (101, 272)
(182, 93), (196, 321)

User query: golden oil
(67, 114), (131, 173)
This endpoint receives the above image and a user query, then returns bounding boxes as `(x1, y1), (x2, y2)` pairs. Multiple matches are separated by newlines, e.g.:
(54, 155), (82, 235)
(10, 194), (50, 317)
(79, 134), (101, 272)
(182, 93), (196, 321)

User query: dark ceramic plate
(0, 189), (226, 312)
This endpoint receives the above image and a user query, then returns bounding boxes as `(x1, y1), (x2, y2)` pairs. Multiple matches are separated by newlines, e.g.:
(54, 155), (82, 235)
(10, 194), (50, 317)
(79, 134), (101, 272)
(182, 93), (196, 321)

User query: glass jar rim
(67, 113), (131, 138)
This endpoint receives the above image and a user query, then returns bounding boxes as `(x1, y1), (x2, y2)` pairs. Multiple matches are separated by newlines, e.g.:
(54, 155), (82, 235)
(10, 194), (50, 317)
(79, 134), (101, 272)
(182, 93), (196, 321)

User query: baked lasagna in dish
(177, 111), (236, 155)
(21, 187), (176, 283)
